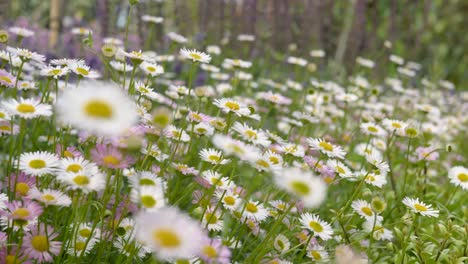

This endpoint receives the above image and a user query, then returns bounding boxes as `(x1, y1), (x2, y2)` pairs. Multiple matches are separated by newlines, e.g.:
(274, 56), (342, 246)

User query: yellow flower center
(336, 166), (346, 174)
(245, 130), (257, 139)
(210, 177), (223, 187)
(103, 155), (120, 166)
(15, 182), (30, 196)
(139, 178), (156, 186)
(74, 241), (86, 251)
(48, 69), (62, 76)
(16, 103), (36, 114)
(290, 180), (310, 195)
(0, 76), (13, 84)
(318, 141), (333, 152)
(208, 155), (220, 162)
(66, 164), (82, 173)
(202, 245), (218, 258)
(366, 175), (376, 182)
(361, 207), (373, 216)
(256, 159), (270, 168)
(79, 228), (92, 238)
(224, 101), (240, 111)
(223, 196), (235, 205)
(392, 122), (402, 128)
(5, 255), (20, 264)
(367, 126), (378, 133)
(12, 208), (30, 218)
(308, 221), (323, 232)
(141, 195), (157, 208)
(457, 173), (468, 182)
(146, 66), (156, 72)
(29, 159), (46, 169)
(31, 235), (49, 252)
(310, 250), (322, 260)
(190, 53), (202, 60)
(276, 239), (285, 249)
(64, 150), (74, 158)
(76, 67), (89, 76)
(269, 156), (280, 164)
(42, 194), (56, 202)
(152, 229), (181, 248)
(204, 213), (218, 224)
(246, 202), (258, 213)
(0, 125), (9, 131)
(84, 100), (113, 119)
(73, 175), (90, 186)
(414, 204), (427, 211)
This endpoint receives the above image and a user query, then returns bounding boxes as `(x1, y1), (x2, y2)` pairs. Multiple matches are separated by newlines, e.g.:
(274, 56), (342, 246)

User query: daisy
(28, 188), (72, 207)
(58, 156), (98, 175)
(9, 26), (34, 38)
(75, 223), (101, 243)
(90, 144), (136, 169)
(206, 45), (221, 55)
(167, 32), (188, 43)
(299, 213), (334, 240)
(57, 169), (106, 193)
(280, 143), (305, 157)
(130, 171), (165, 189)
(360, 122), (387, 137)
(326, 159), (353, 179)
(110, 60), (134, 72)
(265, 150), (283, 165)
(240, 200), (269, 222)
(201, 170), (233, 190)
(307, 244), (329, 262)
(215, 189), (241, 211)
(140, 61), (164, 76)
(199, 238), (231, 264)
(113, 237), (150, 258)
(448, 166), (468, 190)
(200, 148), (230, 165)
(273, 234), (290, 253)
(71, 27), (92, 35)
(354, 143), (382, 160)
(213, 98), (250, 116)
(131, 185), (166, 212)
(67, 237), (96, 257)
(1, 200), (43, 222)
(56, 81), (138, 136)
(310, 49), (326, 58)
(382, 118), (407, 135)
(180, 48), (211, 63)
(0, 69), (16, 88)
(9, 172), (36, 197)
(6, 47), (45, 63)
(232, 122), (271, 147)
(402, 197), (439, 217)
(141, 145), (168, 161)
(360, 170), (387, 188)
(362, 219), (393, 241)
(274, 167), (327, 208)
(0, 120), (18, 135)
(163, 125), (190, 142)
(68, 62), (100, 79)
(237, 34), (255, 42)
(19, 151), (59, 176)
(308, 138), (346, 159)
(351, 199), (376, 220)
(356, 57), (375, 68)
(40, 65), (69, 79)
(201, 207), (224, 231)
(23, 225), (62, 262)
(135, 208), (206, 259)
(2, 98), (52, 119)
(212, 134), (259, 161)
(248, 152), (281, 172)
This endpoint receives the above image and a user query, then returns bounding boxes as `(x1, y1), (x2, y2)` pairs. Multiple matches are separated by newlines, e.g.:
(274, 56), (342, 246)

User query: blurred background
(1, 0), (466, 87)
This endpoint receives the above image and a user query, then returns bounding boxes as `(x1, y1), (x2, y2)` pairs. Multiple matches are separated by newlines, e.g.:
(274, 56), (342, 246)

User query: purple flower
(416, 146), (439, 161)
(91, 144), (136, 169)
(22, 224), (62, 263)
(8, 172), (36, 197)
(199, 238), (231, 264)
(1, 199), (43, 221)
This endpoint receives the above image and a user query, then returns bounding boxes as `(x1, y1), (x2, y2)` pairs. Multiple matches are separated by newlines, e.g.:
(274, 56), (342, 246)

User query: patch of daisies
(0, 21), (467, 264)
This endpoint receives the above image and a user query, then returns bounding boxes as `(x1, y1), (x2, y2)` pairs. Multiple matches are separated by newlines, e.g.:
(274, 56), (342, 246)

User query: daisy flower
(58, 156), (98, 175)
(273, 234), (291, 253)
(180, 48), (211, 63)
(360, 171), (387, 188)
(68, 62), (100, 79)
(2, 98), (52, 119)
(274, 167), (327, 208)
(351, 200), (376, 220)
(131, 185), (166, 212)
(356, 56), (375, 68)
(40, 65), (69, 79)
(0, 69), (16, 88)
(163, 125), (190, 142)
(200, 170), (233, 190)
(129, 171), (165, 189)
(9, 172), (36, 197)
(0, 120), (18, 135)
(232, 122), (271, 147)
(308, 138), (346, 159)
(19, 151), (59, 176)
(382, 118), (407, 135)
(280, 143), (305, 157)
(167, 32), (188, 43)
(200, 148), (230, 165)
(362, 219), (393, 241)
(9, 26), (34, 37)
(326, 159), (353, 179)
(56, 81), (138, 136)
(28, 188), (72, 207)
(6, 47), (45, 63)
(110, 60), (134, 72)
(57, 169), (106, 193)
(23, 225), (62, 262)
(141, 145), (168, 162)
(448, 166), (468, 190)
(402, 197), (439, 217)
(140, 61), (164, 76)
(1, 200), (43, 222)
(113, 237), (150, 258)
(360, 122), (387, 137)
(307, 244), (329, 262)
(135, 207), (206, 259)
(214, 189), (241, 211)
(142, 15), (164, 24)
(240, 200), (269, 222)
(201, 208), (224, 231)
(199, 238), (231, 264)
(213, 98), (250, 116)
(299, 213), (334, 240)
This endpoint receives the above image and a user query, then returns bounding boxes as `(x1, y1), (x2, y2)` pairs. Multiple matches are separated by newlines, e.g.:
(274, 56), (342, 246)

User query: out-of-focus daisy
(28, 188), (72, 207)
(163, 125), (190, 142)
(299, 213), (334, 240)
(19, 151), (59, 176)
(167, 32), (188, 43)
(9, 26), (34, 38)
(274, 167), (327, 208)
(134, 207), (206, 259)
(140, 61), (164, 76)
(310, 49), (326, 58)
(223, 58), (252, 69)
(402, 197), (439, 217)
(201, 207), (224, 231)
(206, 45), (221, 55)
(232, 122), (270, 147)
(0, 69), (16, 88)
(68, 62), (100, 79)
(362, 219), (393, 241)
(71, 27), (92, 35)
(110, 60), (134, 72)
(356, 57), (375, 68)
(142, 15), (164, 24)
(237, 34), (255, 42)
(180, 48), (211, 63)
(200, 170), (233, 190)
(308, 138), (346, 159)
(6, 47), (45, 63)
(40, 65), (69, 79)
(307, 244), (329, 262)
(273, 234), (290, 253)
(56, 81), (137, 136)
(448, 166), (468, 190)
(23, 225), (62, 262)
(2, 98), (52, 119)
(360, 122), (387, 137)
(199, 238), (231, 264)
(0, 120), (18, 135)
(90, 144), (136, 169)
(200, 148), (230, 165)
